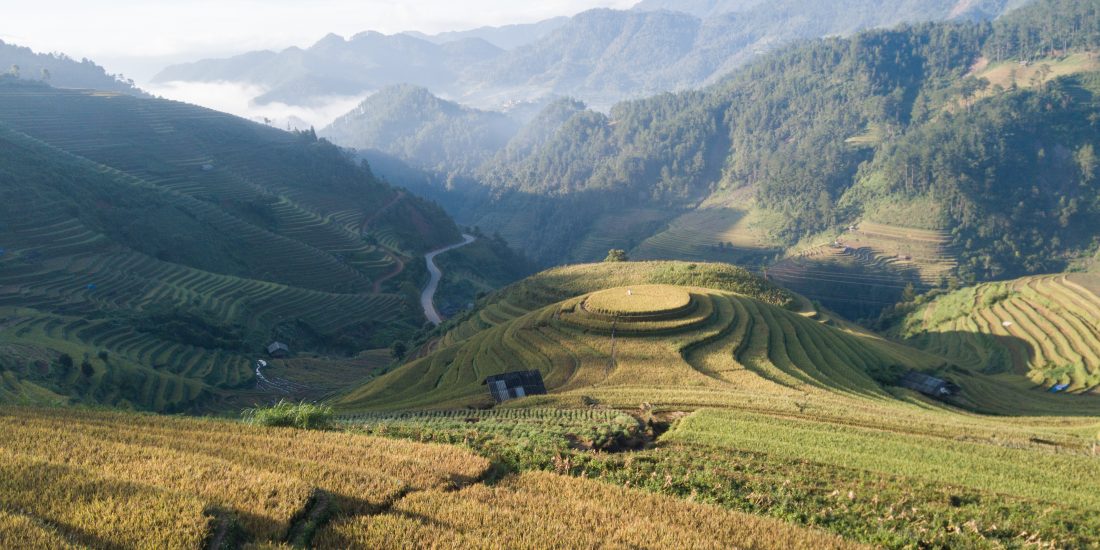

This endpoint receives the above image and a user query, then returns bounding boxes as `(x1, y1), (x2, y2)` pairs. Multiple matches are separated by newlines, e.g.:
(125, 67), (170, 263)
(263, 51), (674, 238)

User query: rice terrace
(5, 0), (1100, 548)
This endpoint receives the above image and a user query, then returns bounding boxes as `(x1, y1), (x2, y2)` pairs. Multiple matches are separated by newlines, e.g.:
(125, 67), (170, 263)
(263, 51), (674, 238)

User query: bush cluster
(242, 400), (335, 430)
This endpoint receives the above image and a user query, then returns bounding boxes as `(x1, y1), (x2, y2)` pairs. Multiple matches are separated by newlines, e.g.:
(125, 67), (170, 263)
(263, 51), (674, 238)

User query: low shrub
(242, 400), (334, 430)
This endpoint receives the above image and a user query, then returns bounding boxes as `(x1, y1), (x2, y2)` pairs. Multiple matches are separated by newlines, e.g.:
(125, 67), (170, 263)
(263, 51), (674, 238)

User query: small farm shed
(483, 370), (547, 403)
(266, 341), (290, 358)
(899, 371), (959, 398)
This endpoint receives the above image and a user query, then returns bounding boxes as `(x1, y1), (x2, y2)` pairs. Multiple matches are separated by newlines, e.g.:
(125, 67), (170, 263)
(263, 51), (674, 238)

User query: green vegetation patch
(666, 409), (1100, 510)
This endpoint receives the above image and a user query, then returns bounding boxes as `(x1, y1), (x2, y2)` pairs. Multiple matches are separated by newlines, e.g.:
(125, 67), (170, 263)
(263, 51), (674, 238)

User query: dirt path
(361, 191), (405, 232)
(421, 234), (475, 326)
(371, 254), (405, 294)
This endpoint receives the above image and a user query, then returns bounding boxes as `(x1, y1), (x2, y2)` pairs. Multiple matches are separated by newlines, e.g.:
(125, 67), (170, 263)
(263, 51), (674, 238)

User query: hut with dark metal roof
(483, 370), (547, 403)
(899, 371), (959, 398)
(266, 341), (290, 358)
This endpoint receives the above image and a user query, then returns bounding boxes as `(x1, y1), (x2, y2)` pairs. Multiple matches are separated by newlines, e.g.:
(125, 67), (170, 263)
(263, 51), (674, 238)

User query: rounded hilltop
(335, 261), (936, 412)
(583, 285), (693, 319)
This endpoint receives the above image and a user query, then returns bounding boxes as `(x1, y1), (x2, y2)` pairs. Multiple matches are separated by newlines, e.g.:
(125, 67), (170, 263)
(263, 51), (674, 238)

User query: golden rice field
(0, 406), (489, 548)
(899, 273), (1100, 392)
(315, 471), (861, 550)
(583, 285), (693, 318)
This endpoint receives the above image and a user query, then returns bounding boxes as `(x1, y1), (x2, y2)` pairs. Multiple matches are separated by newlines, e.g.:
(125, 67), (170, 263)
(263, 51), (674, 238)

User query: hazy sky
(1, 0), (637, 81)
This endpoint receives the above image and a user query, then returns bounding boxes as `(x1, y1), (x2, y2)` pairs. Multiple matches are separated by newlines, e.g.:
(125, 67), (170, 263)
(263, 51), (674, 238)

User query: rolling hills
(0, 78), (518, 412)
(8, 2), (1100, 548)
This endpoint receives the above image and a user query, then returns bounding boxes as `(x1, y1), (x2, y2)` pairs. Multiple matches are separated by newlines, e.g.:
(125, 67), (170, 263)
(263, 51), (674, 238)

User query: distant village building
(899, 371), (959, 398)
(266, 342), (290, 358)
(483, 370), (547, 403)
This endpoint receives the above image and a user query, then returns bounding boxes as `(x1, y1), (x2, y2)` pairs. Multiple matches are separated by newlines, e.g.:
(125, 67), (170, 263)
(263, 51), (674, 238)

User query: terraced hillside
(568, 208), (671, 263)
(839, 223), (958, 284)
(766, 221), (958, 320)
(0, 80), (498, 411)
(897, 273), (1100, 394)
(338, 276), (938, 411)
(429, 261), (795, 350)
(632, 192), (783, 265)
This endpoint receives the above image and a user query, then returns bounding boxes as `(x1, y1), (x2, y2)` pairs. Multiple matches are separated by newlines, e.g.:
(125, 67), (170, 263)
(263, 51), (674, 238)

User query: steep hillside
(461, 1), (1033, 108)
(321, 85), (520, 175)
(0, 79), (509, 412)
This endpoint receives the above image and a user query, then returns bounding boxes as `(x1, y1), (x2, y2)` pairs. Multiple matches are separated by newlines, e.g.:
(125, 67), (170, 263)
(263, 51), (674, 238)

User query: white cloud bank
(144, 80), (370, 130)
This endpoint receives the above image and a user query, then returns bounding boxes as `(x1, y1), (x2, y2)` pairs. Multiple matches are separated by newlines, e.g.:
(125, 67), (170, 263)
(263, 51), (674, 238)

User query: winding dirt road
(421, 234), (475, 325)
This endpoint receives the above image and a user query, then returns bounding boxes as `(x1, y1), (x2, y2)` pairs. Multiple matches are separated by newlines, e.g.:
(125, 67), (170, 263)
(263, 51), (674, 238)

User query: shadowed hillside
(0, 79), (518, 412)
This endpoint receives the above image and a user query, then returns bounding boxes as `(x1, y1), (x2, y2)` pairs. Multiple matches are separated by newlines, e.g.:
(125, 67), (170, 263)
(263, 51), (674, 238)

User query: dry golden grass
(0, 511), (81, 550)
(584, 285), (692, 317)
(0, 406), (491, 546)
(316, 471), (862, 550)
(0, 449), (210, 549)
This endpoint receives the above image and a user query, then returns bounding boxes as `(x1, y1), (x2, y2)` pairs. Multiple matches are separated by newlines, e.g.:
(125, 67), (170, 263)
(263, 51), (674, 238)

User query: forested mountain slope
(0, 78), (514, 412)
(365, 0), (1100, 319)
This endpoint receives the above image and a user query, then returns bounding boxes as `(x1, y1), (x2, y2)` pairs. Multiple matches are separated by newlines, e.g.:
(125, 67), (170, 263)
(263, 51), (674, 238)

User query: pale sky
(1, 0), (637, 81)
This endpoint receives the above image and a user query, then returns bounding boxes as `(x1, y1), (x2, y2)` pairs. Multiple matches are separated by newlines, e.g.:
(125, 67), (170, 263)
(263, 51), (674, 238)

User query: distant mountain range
(152, 0), (1034, 112)
(401, 17), (569, 50)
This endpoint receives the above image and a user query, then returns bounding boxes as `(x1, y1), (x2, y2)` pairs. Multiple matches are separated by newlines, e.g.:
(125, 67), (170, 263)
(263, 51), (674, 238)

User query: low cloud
(144, 80), (369, 130)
